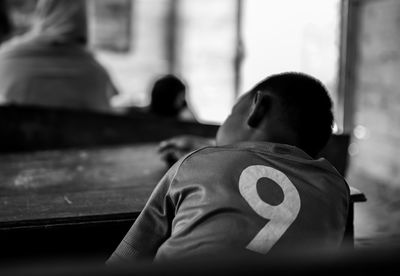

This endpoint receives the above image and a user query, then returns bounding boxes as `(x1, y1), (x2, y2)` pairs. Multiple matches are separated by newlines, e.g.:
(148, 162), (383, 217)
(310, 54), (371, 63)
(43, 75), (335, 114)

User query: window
(241, 0), (341, 104)
(176, 0), (341, 124)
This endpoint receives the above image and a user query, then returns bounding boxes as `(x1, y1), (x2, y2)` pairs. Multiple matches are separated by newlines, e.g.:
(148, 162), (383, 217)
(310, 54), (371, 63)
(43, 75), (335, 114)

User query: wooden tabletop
(0, 143), (167, 228)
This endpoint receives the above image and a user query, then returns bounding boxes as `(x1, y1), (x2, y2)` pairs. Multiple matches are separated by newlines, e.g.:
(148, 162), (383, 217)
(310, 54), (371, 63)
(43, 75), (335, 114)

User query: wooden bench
(0, 105), (218, 153)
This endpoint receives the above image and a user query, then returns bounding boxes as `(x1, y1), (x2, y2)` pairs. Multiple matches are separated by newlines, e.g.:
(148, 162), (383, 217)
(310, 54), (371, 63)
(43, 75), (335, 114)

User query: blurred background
(3, 0), (400, 250)
(6, 0), (340, 124)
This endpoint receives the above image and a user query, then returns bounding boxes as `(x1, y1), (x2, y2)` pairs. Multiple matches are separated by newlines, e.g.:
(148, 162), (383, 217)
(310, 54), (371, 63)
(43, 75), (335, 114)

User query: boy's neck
(247, 126), (299, 149)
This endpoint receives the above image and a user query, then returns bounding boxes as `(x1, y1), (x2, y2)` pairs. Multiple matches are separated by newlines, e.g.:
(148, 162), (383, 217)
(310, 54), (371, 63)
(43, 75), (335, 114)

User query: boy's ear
(247, 91), (271, 128)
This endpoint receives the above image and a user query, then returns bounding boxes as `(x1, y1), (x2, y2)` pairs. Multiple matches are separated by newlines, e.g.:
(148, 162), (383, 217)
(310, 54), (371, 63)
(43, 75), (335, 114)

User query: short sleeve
(106, 163), (179, 264)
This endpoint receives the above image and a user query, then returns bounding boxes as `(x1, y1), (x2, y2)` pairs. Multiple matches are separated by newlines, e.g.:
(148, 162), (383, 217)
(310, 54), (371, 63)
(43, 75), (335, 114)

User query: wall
(346, 0), (400, 245)
(95, 0), (171, 107)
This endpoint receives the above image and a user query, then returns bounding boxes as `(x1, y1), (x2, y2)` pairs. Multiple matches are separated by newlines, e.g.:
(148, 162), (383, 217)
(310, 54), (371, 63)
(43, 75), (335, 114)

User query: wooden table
(0, 143), (167, 223)
(0, 144), (168, 262)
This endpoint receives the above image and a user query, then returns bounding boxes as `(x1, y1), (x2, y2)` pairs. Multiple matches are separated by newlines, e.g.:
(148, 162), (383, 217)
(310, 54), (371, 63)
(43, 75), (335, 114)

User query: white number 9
(239, 165), (301, 254)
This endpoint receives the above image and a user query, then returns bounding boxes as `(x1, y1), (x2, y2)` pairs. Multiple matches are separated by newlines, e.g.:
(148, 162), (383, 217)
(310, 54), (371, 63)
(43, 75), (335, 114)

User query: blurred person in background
(128, 74), (197, 122)
(0, 0), (118, 113)
(149, 74), (196, 121)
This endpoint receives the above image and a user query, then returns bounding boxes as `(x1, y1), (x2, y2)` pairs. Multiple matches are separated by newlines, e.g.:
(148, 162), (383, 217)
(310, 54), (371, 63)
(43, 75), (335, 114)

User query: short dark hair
(252, 72), (333, 157)
(150, 74), (187, 117)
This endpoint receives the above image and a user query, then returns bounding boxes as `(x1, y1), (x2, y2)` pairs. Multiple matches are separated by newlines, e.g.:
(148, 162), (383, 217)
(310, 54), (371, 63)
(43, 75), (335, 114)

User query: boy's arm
(106, 164), (178, 265)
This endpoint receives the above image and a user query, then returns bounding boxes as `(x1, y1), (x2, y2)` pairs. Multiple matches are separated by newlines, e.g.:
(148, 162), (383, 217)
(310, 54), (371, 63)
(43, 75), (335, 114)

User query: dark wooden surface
(0, 144), (170, 262)
(0, 144), (167, 226)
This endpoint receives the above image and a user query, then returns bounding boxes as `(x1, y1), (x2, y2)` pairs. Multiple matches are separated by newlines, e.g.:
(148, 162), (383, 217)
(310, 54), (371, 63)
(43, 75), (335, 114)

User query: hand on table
(158, 135), (215, 167)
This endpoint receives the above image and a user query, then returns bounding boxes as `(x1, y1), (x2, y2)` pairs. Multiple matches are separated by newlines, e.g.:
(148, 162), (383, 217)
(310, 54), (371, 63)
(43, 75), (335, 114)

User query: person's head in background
(149, 74), (189, 118)
(0, 0), (13, 44)
(216, 72), (333, 158)
(32, 0), (88, 45)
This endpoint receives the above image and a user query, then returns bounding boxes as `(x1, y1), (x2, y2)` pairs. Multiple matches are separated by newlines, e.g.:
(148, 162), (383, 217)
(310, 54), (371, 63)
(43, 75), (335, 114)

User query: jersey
(107, 142), (349, 263)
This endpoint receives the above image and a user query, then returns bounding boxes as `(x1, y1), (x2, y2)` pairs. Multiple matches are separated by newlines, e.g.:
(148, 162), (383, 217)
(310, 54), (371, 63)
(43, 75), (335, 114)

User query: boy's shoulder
(173, 141), (344, 181)
(179, 141), (311, 164)
(166, 144), (254, 177)
(170, 142), (296, 177)
(177, 143), (257, 165)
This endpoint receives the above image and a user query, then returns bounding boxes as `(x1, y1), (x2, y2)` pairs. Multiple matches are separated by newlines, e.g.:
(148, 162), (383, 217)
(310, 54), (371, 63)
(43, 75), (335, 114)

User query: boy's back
(108, 142), (349, 262)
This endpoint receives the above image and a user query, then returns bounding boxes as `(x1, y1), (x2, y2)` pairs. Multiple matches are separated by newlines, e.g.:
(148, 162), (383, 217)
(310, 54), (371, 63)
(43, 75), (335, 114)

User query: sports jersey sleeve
(106, 163), (179, 265)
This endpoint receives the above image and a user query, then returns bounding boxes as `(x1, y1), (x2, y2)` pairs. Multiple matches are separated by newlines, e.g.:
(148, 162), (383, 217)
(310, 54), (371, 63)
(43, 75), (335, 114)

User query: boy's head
(216, 72), (333, 157)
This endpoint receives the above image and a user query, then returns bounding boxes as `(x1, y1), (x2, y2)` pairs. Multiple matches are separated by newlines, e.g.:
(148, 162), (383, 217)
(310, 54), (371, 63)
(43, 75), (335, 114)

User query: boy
(107, 72), (349, 263)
